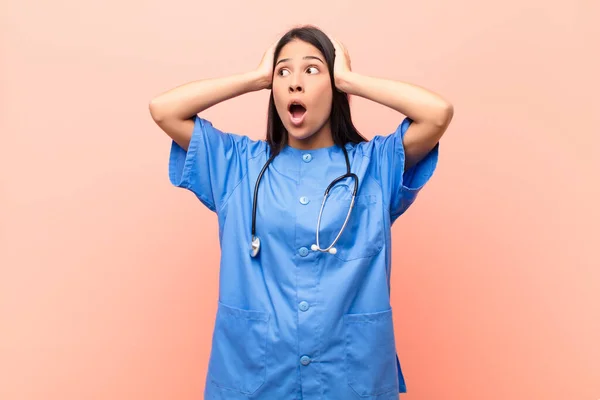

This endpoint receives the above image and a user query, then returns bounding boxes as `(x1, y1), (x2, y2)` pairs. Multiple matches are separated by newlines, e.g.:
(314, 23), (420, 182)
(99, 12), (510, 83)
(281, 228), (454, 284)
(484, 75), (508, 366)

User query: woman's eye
(278, 69), (290, 76)
(307, 66), (319, 74)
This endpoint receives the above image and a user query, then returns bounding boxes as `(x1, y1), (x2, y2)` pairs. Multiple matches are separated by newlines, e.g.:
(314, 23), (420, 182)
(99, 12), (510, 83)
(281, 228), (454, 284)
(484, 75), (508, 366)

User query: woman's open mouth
(288, 102), (307, 126)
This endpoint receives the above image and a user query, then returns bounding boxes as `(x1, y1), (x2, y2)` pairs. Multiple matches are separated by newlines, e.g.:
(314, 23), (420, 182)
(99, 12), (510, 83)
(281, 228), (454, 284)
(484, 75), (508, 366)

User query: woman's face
(272, 39), (333, 147)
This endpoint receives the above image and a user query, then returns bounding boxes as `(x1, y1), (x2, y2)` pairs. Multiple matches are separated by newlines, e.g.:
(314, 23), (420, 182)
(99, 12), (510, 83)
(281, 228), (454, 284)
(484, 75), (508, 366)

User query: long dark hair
(266, 25), (366, 155)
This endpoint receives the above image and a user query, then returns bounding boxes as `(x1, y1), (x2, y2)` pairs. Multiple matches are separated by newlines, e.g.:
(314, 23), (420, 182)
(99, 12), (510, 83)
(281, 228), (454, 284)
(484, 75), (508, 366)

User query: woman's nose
(289, 84), (303, 93)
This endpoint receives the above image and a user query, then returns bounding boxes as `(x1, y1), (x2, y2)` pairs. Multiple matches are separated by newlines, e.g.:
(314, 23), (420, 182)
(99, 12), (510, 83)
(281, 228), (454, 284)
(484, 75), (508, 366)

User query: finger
(333, 38), (342, 50)
(337, 41), (348, 58)
(270, 30), (285, 47)
(271, 37), (281, 49)
(339, 41), (347, 54)
(328, 35), (340, 49)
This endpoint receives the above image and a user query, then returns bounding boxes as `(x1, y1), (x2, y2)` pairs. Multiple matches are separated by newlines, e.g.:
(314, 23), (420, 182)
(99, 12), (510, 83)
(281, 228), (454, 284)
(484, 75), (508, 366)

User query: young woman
(150, 25), (453, 400)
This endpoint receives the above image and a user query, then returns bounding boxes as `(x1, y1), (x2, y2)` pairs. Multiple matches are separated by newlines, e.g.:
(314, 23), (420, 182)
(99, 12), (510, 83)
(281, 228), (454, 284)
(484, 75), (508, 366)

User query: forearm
(336, 72), (453, 127)
(149, 71), (269, 122)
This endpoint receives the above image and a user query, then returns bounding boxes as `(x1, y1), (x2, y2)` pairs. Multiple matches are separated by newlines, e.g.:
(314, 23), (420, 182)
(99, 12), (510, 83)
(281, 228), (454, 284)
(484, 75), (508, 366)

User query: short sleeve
(168, 116), (251, 212)
(372, 118), (439, 223)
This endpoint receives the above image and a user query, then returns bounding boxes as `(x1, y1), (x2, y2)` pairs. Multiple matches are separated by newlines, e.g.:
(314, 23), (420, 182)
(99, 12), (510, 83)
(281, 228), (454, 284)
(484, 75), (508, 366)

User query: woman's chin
(285, 125), (316, 142)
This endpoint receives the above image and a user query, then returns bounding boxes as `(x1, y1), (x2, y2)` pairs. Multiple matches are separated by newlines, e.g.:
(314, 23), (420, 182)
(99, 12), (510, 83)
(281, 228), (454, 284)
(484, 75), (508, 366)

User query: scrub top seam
(294, 173), (301, 398)
(361, 148), (395, 222)
(270, 157), (300, 184)
(356, 152), (391, 218)
(216, 147), (267, 214)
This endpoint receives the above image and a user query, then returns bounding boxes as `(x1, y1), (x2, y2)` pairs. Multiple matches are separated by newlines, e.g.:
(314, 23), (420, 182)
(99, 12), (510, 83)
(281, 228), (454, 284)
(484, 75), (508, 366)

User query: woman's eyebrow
(276, 55), (325, 66)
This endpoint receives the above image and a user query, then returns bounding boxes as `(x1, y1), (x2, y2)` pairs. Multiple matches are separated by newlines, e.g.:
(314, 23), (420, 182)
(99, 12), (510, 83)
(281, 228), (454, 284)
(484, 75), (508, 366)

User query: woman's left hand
(330, 37), (352, 91)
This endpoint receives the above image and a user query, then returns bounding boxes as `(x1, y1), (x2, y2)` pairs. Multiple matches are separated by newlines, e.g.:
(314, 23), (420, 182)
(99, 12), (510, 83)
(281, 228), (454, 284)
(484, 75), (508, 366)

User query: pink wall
(2, 0), (599, 399)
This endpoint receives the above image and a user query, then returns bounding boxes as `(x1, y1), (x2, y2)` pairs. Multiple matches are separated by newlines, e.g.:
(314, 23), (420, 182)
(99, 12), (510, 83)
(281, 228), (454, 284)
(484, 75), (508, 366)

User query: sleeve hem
(401, 142), (439, 192)
(389, 117), (440, 221)
(167, 116), (217, 211)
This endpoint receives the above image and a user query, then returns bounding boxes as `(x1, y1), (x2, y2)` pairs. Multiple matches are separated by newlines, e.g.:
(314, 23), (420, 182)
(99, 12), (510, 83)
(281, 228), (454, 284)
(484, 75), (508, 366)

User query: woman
(150, 25), (453, 400)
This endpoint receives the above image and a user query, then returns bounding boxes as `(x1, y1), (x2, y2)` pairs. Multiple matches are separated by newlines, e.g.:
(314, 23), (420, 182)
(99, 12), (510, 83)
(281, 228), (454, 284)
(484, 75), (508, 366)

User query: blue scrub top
(169, 116), (439, 400)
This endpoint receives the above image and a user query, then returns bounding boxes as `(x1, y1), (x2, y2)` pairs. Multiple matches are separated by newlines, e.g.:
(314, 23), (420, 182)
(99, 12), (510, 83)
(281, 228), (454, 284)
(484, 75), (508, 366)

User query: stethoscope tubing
(251, 145), (357, 257)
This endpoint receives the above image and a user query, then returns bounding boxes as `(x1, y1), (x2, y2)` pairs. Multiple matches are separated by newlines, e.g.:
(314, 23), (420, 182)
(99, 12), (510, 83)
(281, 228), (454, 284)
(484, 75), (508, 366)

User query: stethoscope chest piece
(250, 235), (261, 257)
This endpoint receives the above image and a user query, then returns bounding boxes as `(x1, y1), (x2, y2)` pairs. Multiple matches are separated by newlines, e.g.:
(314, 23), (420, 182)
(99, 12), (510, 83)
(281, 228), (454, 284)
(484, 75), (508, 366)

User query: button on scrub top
(168, 116), (439, 399)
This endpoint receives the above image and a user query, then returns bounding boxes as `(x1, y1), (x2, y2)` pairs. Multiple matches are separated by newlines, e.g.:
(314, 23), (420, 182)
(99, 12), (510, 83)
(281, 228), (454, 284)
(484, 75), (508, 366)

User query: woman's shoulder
(192, 115), (269, 156)
(351, 118), (412, 156)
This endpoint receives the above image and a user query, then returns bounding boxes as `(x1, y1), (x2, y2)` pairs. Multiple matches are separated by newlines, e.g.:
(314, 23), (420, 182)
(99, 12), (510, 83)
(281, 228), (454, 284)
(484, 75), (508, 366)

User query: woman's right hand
(255, 39), (279, 90)
(150, 39), (282, 149)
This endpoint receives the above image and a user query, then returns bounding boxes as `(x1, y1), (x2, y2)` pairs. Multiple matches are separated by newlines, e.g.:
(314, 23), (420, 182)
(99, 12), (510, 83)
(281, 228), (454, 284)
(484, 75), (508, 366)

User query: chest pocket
(317, 184), (384, 262)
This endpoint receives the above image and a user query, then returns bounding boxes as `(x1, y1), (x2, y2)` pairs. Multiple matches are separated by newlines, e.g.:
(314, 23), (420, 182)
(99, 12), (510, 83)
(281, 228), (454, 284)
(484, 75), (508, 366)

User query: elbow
(433, 102), (454, 128)
(149, 97), (168, 123)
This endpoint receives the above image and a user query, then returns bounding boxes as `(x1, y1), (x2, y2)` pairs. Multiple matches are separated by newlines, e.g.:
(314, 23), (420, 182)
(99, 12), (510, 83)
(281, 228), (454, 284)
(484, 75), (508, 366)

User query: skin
(149, 32), (453, 170)
(272, 39), (334, 150)
(329, 38), (453, 169)
(262, 35), (454, 167)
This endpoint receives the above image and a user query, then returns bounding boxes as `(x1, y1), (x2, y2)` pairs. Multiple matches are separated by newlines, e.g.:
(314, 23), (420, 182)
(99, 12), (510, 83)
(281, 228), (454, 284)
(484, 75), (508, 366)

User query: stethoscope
(250, 145), (358, 258)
